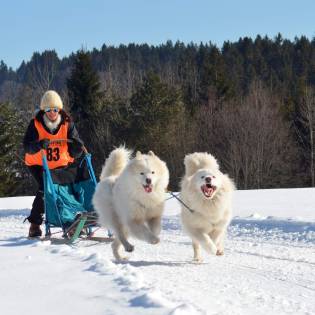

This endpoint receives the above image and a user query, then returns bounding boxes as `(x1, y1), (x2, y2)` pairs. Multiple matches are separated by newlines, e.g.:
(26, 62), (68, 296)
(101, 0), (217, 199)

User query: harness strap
(167, 191), (195, 214)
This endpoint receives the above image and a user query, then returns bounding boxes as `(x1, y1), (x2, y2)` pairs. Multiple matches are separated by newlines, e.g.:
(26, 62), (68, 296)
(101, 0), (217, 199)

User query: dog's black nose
(205, 177), (211, 183)
(146, 178), (152, 184)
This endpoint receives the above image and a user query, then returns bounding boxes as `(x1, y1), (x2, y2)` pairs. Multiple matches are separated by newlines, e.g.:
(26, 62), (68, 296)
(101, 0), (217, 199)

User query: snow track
(0, 195), (315, 315)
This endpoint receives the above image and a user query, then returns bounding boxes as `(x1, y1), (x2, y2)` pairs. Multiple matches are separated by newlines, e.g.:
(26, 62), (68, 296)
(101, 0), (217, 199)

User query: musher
(23, 90), (84, 237)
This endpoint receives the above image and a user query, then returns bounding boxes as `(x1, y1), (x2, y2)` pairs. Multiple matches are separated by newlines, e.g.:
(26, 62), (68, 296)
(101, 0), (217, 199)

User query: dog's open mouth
(201, 184), (216, 198)
(143, 184), (153, 193)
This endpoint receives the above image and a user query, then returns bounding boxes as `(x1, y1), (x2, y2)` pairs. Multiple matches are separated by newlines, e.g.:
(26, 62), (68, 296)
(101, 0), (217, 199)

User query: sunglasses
(44, 108), (59, 113)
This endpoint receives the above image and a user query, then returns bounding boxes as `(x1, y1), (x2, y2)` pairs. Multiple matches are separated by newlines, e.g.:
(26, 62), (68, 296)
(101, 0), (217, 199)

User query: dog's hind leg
(147, 216), (162, 236)
(191, 231), (217, 255)
(115, 228), (134, 253)
(192, 241), (203, 262)
(111, 238), (129, 261)
(110, 212), (134, 253)
(209, 229), (226, 256)
(128, 220), (160, 244)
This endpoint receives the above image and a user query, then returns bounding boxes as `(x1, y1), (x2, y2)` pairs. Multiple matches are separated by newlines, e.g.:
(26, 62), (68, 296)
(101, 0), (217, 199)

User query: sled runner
(41, 143), (111, 242)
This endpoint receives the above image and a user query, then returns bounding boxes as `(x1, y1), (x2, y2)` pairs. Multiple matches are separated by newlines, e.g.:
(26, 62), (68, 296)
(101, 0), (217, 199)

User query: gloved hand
(39, 138), (50, 150)
(69, 141), (85, 159)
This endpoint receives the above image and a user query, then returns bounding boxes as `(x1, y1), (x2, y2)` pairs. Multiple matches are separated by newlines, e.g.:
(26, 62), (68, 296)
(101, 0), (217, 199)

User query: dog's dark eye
(152, 171), (155, 174)
(140, 172), (144, 175)
(201, 176), (205, 179)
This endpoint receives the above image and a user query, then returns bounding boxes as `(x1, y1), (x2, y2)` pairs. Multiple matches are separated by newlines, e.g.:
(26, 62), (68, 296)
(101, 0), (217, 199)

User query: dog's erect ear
(184, 154), (200, 176)
(184, 152), (220, 176)
(148, 151), (155, 156)
(136, 151), (142, 159)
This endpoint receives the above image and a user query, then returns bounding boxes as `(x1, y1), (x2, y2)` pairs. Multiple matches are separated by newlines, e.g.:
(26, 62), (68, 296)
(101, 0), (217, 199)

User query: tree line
(1, 34), (315, 196)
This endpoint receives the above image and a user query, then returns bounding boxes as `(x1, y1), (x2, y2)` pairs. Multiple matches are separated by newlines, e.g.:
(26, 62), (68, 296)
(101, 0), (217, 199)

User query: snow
(0, 188), (315, 315)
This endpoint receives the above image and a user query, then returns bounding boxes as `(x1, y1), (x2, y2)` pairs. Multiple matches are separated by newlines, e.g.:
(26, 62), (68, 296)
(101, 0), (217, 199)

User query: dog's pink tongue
(207, 187), (214, 197)
(202, 185), (214, 198)
(144, 185), (152, 193)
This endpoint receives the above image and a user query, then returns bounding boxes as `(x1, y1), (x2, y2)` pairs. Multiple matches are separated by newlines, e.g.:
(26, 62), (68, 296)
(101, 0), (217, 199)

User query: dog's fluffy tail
(184, 152), (219, 176)
(99, 146), (132, 181)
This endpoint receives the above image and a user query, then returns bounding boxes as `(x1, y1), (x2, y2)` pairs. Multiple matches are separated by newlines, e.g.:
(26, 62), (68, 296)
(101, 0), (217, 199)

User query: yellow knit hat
(40, 90), (63, 111)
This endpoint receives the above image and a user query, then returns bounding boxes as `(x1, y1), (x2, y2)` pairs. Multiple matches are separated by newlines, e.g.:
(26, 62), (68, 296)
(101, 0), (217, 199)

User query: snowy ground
(0, 188), (315, 315)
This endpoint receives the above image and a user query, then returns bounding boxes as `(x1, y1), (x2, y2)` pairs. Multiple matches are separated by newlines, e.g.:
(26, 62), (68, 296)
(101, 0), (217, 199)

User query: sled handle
(82, 145), (89, 154)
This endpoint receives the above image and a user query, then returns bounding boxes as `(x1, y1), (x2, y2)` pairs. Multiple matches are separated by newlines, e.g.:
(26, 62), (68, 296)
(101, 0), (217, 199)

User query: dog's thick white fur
(180, 152), (235, 262)
(93, 147), (169, 260)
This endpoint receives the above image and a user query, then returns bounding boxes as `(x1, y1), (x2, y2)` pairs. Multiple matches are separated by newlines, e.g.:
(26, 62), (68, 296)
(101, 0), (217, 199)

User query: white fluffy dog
(93, 147), (169, 260)
(180, 152), (235, 262)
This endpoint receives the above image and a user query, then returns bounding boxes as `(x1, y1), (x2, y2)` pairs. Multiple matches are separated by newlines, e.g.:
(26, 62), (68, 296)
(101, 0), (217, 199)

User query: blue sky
(1, 0), (315, 69)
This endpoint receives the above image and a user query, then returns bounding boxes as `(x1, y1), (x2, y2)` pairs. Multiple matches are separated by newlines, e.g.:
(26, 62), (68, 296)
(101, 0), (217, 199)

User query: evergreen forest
(1, 34), (315, 196)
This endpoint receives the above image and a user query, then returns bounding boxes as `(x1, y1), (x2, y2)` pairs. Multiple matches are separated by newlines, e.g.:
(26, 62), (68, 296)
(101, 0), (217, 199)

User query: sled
(41, 144), (111, 242)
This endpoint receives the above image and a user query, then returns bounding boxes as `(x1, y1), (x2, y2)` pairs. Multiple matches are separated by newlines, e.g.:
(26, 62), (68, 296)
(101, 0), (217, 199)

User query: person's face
(44, 108), (60, 121)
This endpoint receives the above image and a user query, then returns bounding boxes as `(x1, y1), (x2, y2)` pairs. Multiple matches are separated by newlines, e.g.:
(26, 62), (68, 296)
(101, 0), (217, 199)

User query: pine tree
(66, 50), (103, 153)
(126, 73), (187, 188)
(198, 44), (234, 105)
(127, 73), (183, 150)
(0, 103), (25, 196)
(67, 50), (103, 123)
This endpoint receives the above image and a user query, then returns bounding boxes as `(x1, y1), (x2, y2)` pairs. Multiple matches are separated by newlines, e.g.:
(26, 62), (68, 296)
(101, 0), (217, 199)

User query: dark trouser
(27, 166), (45, 225)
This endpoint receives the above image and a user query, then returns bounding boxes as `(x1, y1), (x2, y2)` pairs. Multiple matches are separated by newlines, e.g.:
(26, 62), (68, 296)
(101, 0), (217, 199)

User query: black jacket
(23, 110), (84, 159)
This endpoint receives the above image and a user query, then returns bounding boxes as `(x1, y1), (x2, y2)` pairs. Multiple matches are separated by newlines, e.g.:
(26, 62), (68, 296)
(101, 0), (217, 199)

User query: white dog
(180, 152), (235, 262)
(93, 147), (169, 260)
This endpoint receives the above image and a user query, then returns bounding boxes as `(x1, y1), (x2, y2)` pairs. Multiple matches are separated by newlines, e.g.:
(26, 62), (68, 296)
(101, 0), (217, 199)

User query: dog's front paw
(216, 249), (224, 256)
(124, 243), (134, 252)
(149, 235), (160, 245)
(193, 256), (203, 263)
(116, 256), (129, 262)
(113, 253), (129, 261)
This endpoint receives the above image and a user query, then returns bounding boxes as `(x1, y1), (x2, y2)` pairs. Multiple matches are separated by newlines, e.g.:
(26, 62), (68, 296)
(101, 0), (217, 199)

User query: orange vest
(25, 119), (74, 169)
